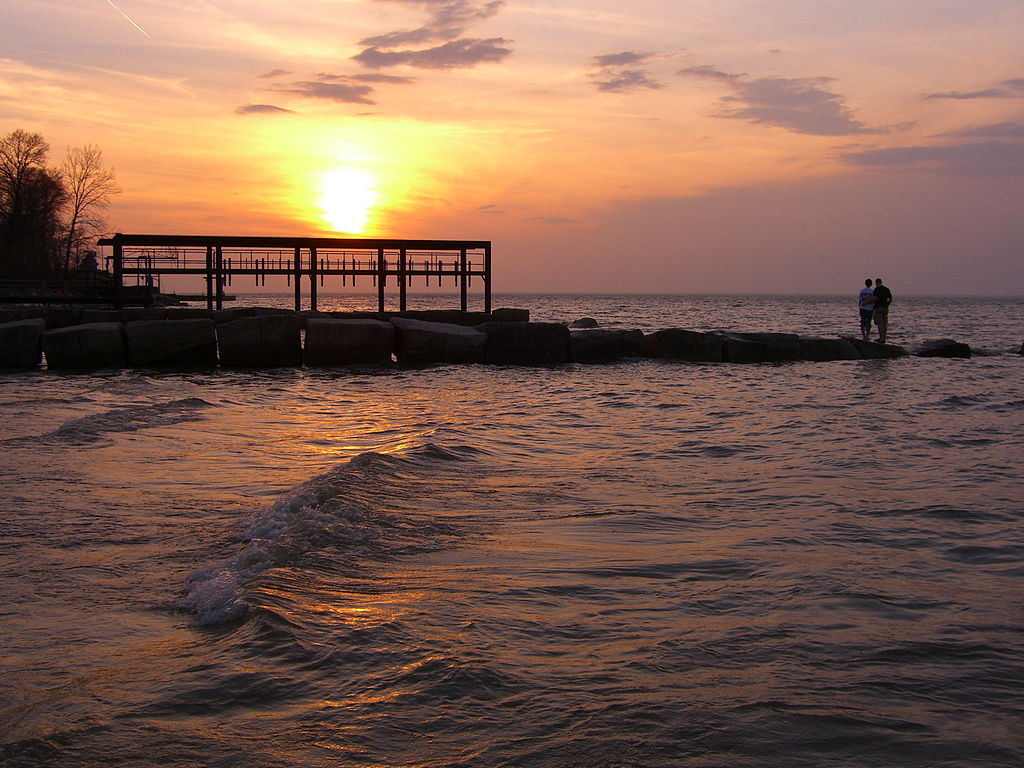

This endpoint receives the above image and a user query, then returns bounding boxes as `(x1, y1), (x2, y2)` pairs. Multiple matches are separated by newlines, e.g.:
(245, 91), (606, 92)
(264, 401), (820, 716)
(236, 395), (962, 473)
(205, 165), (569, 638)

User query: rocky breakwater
(0, 306), (984, 371)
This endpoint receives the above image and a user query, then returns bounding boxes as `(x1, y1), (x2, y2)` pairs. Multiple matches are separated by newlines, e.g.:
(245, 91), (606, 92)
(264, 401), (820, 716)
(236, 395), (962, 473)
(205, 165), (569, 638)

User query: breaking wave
(181, 444), (476, 626)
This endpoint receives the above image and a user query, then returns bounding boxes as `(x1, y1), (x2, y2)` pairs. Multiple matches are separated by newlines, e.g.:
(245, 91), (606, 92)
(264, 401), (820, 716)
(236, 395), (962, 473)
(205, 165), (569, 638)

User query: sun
(318, 167), (379, 234)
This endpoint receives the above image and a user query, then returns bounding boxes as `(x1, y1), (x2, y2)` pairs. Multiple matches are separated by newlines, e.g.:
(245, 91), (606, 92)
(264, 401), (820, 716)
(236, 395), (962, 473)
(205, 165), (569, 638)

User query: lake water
(1, 294), (1022, 767)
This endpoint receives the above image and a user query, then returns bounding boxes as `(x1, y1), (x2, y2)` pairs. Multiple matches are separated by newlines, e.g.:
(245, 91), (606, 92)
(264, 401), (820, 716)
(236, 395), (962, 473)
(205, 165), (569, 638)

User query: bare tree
(60, 144), (120, 274)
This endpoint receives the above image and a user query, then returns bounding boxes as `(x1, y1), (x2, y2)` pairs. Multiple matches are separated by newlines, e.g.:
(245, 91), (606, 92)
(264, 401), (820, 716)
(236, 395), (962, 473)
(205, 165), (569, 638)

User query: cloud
(841, 140), (1024, 176)
(235, 103), (295, 115)
(360, 0), (504, 47)
(353, 0), (510, 70)
(317, 72), (416, 84)
(588, 51), (665, 94)
(590, 69), (665, 93)
(678, 65), (739, 82)
(258, 69), (291, 79)
(267, 71), (417, 105)
(353, 38), (512, 69)
(925, 78), (1024, 100)
(938, 121), (1024, 138)
(275, 80), (377, 104)
(681, 65), (876, 135)
(592, 52), (651, 68)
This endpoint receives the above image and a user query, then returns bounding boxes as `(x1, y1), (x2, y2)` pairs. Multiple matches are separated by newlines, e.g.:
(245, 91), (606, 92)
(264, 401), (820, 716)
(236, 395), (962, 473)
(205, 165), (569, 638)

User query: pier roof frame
(97, 233), (491, 251)
(97, 233), (493, 313)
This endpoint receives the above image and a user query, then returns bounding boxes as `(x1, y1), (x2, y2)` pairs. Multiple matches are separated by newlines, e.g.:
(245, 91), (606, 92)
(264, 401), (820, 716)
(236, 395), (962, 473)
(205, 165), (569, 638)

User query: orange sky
(2, 0), (1022, 294)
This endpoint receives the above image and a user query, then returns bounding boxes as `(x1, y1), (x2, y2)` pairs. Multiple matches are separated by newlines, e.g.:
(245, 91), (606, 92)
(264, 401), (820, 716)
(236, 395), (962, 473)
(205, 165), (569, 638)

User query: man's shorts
(874, 307), (889, 324)
(860, 308), (874, 327)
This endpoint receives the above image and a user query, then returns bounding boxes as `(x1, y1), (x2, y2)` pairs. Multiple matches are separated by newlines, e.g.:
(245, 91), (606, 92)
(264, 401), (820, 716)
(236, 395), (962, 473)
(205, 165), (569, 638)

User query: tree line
(0, 129), (120, 279)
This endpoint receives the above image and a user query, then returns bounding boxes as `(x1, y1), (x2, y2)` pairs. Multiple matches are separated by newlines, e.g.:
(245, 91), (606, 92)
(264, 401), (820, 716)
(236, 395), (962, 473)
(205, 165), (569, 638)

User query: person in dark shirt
(873, 278), (893, 343)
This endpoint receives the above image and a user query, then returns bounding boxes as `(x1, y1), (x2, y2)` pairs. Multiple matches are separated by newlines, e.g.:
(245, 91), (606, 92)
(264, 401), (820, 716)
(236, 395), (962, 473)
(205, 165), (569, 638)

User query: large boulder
(717, 333), (767, 364)
(569, 317), (599, 329)
(125, 319), (217, 366)
(851, 340), (908, 359)
(121, 307), (167, 322)
(645, 329), (724, 362)
(79, 309), (121, 324)
(490, 308), (530, 323)
(305, 319), (394, 366)
(166, 308), (213, 320)
(570, 329), (645, 363)
(798, 337), (861, 361)
(43, 323), (127, 369)
(915, 338), (971, 359)
(0, 318), (45, 369)
(729, 332), (804, 362)
(37, 308), (83, 329)
(477, 321), (570, 365)
(212, 307), (253, 324)
(217, 314), (302, 366)
(391, 318), (486, 365)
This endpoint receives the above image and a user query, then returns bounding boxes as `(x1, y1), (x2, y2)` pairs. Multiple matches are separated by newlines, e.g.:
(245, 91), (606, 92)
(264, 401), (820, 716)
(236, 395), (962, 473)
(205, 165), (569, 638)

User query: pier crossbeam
(98, 234), (492, 312)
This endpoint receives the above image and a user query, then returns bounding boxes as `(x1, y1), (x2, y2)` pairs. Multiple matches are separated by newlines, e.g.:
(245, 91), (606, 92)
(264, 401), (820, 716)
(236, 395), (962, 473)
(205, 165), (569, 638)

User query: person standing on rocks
(858, 278), (875, 341)
(873, 278), (893, 343)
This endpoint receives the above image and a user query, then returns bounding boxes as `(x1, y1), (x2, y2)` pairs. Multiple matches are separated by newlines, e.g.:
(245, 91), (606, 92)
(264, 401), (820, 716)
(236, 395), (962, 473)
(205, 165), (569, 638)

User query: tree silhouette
(60, 145), (120, 274)
(0, 130), (66, 277)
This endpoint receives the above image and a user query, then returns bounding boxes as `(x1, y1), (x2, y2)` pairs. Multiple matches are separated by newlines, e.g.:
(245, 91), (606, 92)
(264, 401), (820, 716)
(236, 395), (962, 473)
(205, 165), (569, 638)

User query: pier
(96, 234), (492, 313)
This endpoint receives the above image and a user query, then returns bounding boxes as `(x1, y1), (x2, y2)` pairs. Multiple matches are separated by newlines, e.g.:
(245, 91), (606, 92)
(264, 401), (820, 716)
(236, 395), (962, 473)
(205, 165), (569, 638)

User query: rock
(79, 309), (121, 324)
(0, 319), (45, 369)
(0, 309), (31, 324)
(212, 308), (253, 324)
(569, 329), (645, 363)
(798, 337), (861, 361)
(121, 307), (167, 322)
(477, 321), (570, 365)
(916, 338), (971, 358)
(729, 332), (804, 362)
(717, 332), (767, 364)
(569, 317), (599, 329)
(166, 308), (213, 320)
(645, 329), (724, 362)
(490, 308), (530, 323)
(125, 319), (217, 366)
(305, 319), (395, 366)
(851, 339), (908, 359)
(43, 323), (127, 369)
(217, 314), (302, 366)
(391, 318), (486, 365)
(37, 308), (83, 329)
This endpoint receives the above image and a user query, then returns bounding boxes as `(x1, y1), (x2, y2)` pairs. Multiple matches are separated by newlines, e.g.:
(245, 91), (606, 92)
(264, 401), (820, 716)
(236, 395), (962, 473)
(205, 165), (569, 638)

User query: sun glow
(319, 167), (379, 234)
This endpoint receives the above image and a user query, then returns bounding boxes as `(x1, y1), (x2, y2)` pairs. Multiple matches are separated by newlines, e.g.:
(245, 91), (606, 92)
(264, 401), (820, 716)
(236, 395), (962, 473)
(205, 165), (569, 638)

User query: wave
(2, 397), (214, 446)
(181, 443), (477, 626)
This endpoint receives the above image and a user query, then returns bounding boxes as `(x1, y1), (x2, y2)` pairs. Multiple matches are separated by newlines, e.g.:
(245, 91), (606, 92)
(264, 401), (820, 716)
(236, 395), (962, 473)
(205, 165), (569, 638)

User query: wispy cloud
(266, 72), (416, 105)
(354, 38), (511, 70)
(841, 140), (1024, 176)
(354, 0), (511, 70)
(681, 65), (876, 135)
(925, 78), (1024, 100)
(274, 80), (377, 104)
(938, 121), (1024, 138)
(258, 69), (292, 80)
(235, 103), (295, 115)
(360, 0), (504, 47)
(588, 51), (665, 93)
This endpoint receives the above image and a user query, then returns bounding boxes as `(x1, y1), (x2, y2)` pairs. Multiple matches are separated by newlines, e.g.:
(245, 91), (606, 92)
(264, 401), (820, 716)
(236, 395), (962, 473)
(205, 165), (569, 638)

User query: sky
(2, 0), (1022, 295)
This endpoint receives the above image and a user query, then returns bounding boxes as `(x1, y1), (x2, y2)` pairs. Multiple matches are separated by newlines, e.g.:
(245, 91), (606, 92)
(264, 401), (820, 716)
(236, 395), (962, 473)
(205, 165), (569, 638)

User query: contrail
(104, 0), (152, 38)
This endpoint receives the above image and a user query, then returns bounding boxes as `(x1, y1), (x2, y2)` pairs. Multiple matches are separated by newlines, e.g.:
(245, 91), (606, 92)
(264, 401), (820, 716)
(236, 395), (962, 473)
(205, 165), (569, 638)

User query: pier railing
(97, 234), (492, 312)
